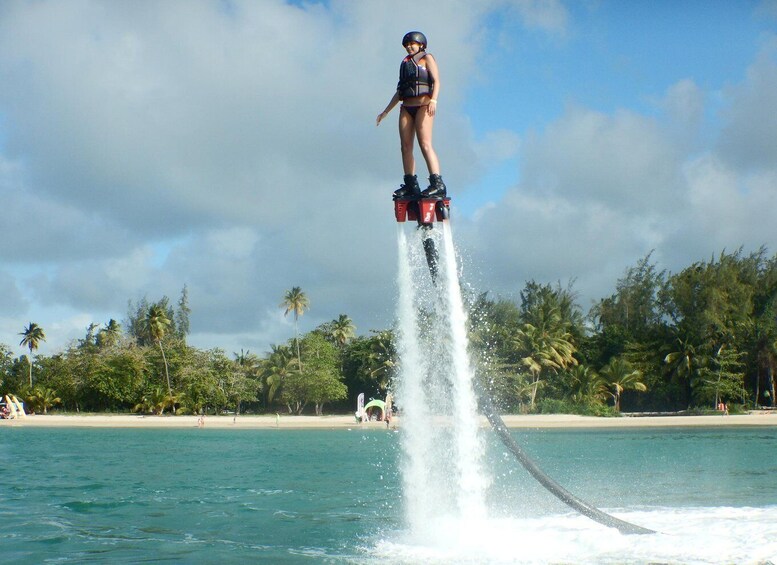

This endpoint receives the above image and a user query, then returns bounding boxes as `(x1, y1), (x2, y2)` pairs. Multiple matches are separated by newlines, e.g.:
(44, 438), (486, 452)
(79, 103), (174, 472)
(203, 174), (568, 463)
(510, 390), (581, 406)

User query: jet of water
(394, 225), (488, 536)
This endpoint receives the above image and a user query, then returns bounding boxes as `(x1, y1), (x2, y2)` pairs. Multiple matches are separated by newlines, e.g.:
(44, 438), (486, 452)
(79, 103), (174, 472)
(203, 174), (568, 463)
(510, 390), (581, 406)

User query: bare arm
(376, 92), (400, 126)
(424, 54), (440, 117)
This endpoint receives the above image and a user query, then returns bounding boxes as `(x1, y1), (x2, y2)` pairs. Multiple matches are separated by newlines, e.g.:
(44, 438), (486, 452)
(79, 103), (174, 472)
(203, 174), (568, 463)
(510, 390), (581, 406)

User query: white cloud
(0, 270), (26, 316)
(1, 1), (775, 357)
(661, 78), (705, 146)
(663, 156), (777, 263)
(462, 183), (659, 306)
(474, 129), (521, 165)
(504, 0), (570, 36)
(718, 37), (777, 170)
(520, 106), (682, 214)
(30, 247), (157, 310)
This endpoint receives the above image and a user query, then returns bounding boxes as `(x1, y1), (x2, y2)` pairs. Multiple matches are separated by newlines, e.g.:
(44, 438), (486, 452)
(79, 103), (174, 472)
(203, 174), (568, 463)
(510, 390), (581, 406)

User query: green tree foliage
(591, 254), (665, 344)
(134, 386), (175, 415)
(34, 354), (79, 410)
(84, 349), (146, 410)
(126, 296), (151, 344)
(340, 330), (396, 400)
(467, 294), (523, 409)
(468, 293), (522, 363)
(589, 253), (668, 385)
(231, 349), (262, 413)
(567, 365), (609, 407)
(175, 348), (223, 414)
(622, 340), (674, 411)
(659, 249), (762, 408)
(214, 348), (259, 414)
(599, 357), (646, 412)
(125, 289), (189, 345)
(176, 284), (191, 340)
(261, 344), (295, 406)
(512, 282), (579, 407)
(744, 250), (777, 407)
(280, 332), (346, 415)
(328, 314), (356, 347)
(25, 386), (61, 414)
(96, 319), (122, 349)
(0, 344), (14, 389)
(694, 344), (746, 409)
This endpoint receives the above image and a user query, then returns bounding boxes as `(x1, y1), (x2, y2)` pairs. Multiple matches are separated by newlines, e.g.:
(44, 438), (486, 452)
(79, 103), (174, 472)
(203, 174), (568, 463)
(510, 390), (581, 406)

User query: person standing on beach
(376, 31), (447, 199)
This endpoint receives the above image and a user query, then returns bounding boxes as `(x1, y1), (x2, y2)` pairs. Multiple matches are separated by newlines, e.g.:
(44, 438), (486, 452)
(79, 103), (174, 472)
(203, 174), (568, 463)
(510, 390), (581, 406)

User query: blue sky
(1, 0), (776, 357)
(460, 1), (775, 209)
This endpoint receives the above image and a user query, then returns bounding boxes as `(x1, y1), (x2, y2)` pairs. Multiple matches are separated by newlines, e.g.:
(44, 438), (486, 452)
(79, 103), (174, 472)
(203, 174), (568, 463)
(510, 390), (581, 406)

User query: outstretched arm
(376, 92), (400, 126)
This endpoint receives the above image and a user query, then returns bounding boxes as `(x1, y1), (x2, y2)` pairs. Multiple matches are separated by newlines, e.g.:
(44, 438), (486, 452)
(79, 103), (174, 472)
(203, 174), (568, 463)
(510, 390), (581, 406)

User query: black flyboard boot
(420, 174), (446, 198)
(393, 174), (421, 200)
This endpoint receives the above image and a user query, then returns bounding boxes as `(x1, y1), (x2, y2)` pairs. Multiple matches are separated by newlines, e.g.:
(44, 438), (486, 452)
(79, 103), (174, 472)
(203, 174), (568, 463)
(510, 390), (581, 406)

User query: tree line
(2, 248), (776, 416)
(1, 286), (392, 416)
(471, 247), (777, 415)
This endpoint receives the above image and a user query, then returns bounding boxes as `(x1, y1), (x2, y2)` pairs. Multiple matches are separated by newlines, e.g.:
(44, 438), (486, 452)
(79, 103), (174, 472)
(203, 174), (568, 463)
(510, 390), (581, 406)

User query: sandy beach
(2, 411), (776, 429)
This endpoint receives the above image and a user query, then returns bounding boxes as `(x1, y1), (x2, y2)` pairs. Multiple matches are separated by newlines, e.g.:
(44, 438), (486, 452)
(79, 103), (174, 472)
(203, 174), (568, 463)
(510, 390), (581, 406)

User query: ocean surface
(1, 425), (776, 564)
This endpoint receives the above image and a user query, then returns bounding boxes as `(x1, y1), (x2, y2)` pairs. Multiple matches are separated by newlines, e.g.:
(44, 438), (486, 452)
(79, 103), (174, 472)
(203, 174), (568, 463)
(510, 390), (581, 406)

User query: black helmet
(402, 31), (427, 49)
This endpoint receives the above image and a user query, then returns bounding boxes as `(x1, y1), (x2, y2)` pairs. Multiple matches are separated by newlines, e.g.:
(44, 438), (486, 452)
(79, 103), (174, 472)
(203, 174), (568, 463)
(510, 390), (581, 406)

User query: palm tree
(600, 357), (647, 412)
(28, 386), (61, 414)
(143, 304), (173, 397)
(330, 314), (356, 347)
(281, 287), (309, 370)
(568, 365), (609, 405)
(366, 330), (395, 392)
(96, 319), (121, 348)
(235, 348), (261, 372)
(19, 322), (46, 387)
(262, 344), (295, 405)
(134, 386), (175, 415)
(234, 349), (261, 408)
(513, 319), (577, 408)
(512, 371), (541, 412)
(81, 322), (99, 350)
(664, 336), (697, 407)
(512, 294), (580, 408)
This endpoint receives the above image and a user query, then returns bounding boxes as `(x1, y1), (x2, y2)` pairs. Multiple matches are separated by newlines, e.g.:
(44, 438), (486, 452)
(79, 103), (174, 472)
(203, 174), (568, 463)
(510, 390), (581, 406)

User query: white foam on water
(370, 506), (777, 564)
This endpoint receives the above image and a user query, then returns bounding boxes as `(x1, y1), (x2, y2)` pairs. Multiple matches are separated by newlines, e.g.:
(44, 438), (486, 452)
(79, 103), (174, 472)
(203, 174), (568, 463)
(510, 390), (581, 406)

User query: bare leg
(399, 107), (416, 174)
(415, 108), (440, 175)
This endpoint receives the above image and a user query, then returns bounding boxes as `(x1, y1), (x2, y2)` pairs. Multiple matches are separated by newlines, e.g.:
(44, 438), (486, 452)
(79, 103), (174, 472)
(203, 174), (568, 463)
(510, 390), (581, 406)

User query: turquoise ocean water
(1, 425), (776, 564)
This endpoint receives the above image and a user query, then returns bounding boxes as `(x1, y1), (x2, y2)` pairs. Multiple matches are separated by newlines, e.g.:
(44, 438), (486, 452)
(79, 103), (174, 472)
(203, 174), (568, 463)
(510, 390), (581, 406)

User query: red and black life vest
(397, 50), (433, 100)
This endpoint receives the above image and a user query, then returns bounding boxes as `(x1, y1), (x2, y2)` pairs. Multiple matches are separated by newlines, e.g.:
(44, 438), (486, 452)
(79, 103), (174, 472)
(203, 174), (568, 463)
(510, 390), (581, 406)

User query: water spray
(393, 196), (654, 535)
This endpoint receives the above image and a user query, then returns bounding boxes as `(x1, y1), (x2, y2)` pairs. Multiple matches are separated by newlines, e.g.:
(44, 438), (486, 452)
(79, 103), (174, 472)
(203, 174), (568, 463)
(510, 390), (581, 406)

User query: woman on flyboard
(376, 31), (447, 200)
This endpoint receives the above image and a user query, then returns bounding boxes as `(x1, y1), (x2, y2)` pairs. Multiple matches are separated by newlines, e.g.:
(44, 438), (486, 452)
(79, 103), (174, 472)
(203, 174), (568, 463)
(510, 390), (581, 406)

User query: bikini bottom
(402, 105), (425, 119)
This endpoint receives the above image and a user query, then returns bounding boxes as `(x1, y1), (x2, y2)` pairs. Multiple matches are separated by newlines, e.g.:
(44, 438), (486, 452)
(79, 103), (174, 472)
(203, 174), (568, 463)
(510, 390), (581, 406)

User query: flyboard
(394, 195), (449, 283)
(393, 192), (654, 535)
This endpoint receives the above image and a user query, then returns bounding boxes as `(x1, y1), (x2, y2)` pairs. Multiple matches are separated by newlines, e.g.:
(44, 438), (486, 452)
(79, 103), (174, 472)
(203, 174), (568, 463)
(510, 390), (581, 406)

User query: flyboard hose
(475, 381), (655, 535)
(418, 227), (654, 535)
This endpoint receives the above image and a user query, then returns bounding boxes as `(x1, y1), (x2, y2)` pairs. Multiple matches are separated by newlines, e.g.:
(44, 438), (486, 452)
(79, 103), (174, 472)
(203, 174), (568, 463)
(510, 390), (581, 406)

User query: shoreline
(2, 412), (776, 429)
